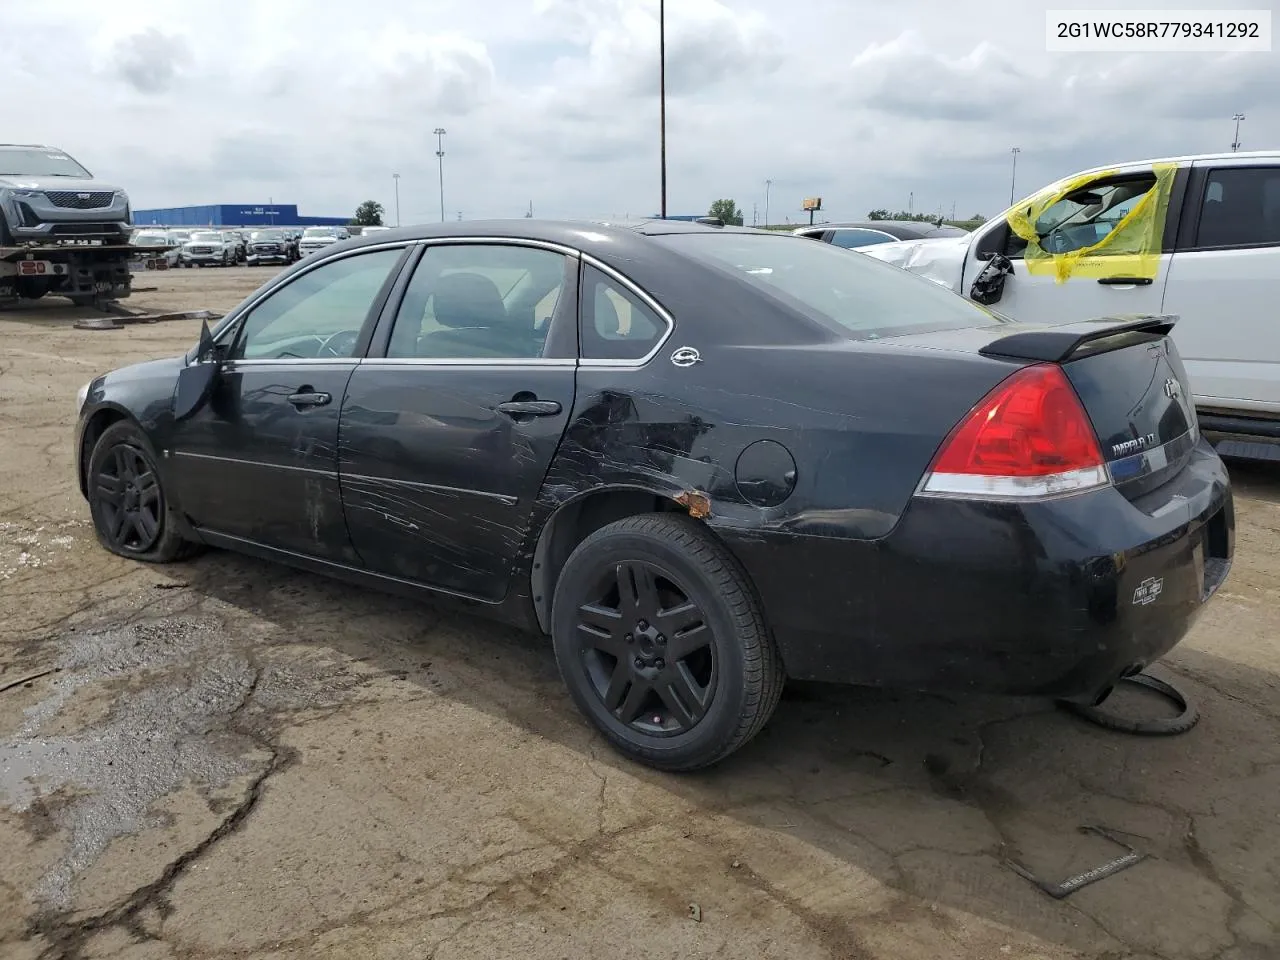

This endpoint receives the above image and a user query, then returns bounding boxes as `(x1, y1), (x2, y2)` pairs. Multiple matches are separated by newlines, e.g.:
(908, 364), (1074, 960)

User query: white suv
(863, 152), (1280, 459)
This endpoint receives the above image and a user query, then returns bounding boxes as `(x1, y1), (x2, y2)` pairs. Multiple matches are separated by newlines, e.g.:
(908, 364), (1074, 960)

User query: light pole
(392, 173), (401, 227)
(659, 0), (667, 219)
(1008, 145), (1018, 206)
(1232, 113), (1246, 152)
(433, 128), (447, 223)
(764, 179), (772, 227)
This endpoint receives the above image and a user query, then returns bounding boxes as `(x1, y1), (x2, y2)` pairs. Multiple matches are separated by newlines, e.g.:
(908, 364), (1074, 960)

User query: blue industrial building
(131, 204), (349, 227)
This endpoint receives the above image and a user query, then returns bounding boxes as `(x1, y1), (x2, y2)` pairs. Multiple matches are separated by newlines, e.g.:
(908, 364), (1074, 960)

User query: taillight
(919, 363), (1108, 500)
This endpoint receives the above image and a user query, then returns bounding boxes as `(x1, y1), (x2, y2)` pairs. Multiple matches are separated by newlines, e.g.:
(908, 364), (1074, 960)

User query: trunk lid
(885, 314), (1197, 498)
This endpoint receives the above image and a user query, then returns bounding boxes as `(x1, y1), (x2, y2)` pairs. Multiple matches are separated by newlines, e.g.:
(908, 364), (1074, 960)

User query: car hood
(859, 235), (972, 293)
(300, 236), (338, 244)
(0, 175), (123, 193)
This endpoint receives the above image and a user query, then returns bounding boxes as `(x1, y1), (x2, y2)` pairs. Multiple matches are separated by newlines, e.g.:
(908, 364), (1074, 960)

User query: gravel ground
(1, 270), (1278, 960)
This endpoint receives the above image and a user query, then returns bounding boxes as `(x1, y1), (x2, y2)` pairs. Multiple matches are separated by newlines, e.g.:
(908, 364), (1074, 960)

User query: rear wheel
(87, 421), (202, 563)
(552, 514), (783, 771)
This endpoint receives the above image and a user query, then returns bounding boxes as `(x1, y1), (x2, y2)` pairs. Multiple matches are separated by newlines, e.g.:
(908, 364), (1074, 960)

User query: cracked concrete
(2, 272), (1279, 959)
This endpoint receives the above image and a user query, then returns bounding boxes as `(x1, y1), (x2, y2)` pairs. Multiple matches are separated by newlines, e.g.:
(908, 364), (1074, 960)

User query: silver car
(0, 144), (131, 244)
(180, 230), (236, 267)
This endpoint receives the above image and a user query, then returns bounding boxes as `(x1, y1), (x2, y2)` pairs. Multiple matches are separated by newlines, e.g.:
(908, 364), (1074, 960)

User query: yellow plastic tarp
(1006, 162), (1177, 283)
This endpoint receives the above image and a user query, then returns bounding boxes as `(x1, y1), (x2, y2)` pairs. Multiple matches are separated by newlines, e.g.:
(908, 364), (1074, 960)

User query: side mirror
(173, 321), (222, 421)
(969, 253), (1015, 305)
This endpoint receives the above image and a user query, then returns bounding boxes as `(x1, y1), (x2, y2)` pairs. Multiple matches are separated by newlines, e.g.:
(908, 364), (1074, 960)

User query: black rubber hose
(1058, 672), (1199, 736)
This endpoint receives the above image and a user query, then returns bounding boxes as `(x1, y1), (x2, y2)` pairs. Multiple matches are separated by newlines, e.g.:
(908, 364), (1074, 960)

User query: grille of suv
(44, 191), (115, 209)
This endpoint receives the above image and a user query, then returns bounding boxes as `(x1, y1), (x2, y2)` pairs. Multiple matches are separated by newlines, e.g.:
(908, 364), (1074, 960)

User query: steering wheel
(316, 329), (360, 357)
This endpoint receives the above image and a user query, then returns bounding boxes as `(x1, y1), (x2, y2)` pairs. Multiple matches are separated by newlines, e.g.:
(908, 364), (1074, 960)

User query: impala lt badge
(1112, 433), (1158, 457)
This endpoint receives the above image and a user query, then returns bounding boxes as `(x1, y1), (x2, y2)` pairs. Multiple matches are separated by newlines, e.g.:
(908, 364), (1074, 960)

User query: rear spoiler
(979, 315), (1178, 364)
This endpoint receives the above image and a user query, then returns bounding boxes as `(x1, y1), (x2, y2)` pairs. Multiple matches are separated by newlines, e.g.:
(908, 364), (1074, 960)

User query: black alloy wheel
(552, 513), (784, 771)
(577, 559), (718, 735)
(94, 443), (163, 552)
(87, 422), (201, 563)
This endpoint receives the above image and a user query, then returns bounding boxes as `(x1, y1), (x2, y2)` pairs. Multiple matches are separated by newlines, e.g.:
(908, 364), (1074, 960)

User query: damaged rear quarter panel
(517, 340), (1019, 639)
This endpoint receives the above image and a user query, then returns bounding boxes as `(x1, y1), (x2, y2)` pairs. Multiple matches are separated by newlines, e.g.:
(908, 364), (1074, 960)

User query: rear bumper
(722, 439), (1234, 701)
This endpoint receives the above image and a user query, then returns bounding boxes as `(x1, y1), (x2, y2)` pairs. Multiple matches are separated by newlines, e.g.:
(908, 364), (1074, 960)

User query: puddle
(0, 614), (265, 908)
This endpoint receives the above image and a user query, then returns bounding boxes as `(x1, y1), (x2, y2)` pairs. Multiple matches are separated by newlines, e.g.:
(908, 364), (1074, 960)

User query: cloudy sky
(10, 0), (1277, 224)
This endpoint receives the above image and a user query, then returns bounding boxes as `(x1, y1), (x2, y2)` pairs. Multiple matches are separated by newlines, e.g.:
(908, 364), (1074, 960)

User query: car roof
(1059, 150), (1280, 180)
(336, 217), (766, 253)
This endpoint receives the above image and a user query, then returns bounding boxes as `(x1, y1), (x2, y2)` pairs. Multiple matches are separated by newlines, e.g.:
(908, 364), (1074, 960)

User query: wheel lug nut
(655, 659), (665, 670)
(634, 657), (644, 668)
(656, 635), (666, 646)
(625, 633), (633, 643)
(637, 620), (648, 630)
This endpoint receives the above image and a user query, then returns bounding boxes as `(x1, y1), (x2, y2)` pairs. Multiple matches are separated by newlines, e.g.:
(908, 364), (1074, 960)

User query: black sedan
(73, 219), (1234, 770)
(794, 220), (969, 249)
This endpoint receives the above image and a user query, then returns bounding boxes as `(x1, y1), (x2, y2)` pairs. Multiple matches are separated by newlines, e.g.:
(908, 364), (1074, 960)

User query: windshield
(303, 228), (334, 238)
(0, 147), (92, 178)
(657, 232), (1003, 340)
(168, 231), (191, 240)
(251, 231), (284, 241)
(133, 235), (168, 246)
(190, 232), (221, 241)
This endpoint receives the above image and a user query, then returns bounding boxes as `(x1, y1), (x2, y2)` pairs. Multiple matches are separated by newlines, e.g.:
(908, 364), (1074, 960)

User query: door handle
(1097, 277), (1154, 286)
(287, 390), (332, 408)
(496, 399), (561, 417)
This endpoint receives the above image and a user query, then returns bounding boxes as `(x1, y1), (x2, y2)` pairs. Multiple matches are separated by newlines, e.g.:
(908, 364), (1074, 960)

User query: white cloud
(9, 0), (1277, 224)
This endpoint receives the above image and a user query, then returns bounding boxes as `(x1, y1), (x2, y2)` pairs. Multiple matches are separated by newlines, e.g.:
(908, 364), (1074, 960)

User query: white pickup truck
(862, 151), (1280, 460)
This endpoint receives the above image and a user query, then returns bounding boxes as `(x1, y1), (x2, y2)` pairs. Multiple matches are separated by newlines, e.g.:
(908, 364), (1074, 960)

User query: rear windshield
(656, 232), (1004, 340)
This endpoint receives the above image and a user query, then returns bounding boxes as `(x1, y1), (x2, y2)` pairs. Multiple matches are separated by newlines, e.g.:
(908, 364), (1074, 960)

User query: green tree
(968, 214), (987, 223)
(867, 208), (890, 220)
(351, 200), (385, 226)
(707, 199), (744, 226)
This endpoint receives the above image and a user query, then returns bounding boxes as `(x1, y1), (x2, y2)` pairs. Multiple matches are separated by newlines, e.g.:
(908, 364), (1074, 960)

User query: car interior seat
(415, 271), (533, 358)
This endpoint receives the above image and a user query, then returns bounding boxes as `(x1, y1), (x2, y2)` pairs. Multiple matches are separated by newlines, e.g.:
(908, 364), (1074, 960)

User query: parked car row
(128, 226), (316, 268)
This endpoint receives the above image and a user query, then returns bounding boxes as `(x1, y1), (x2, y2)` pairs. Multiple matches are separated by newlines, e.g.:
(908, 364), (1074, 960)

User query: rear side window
(1195, 168), (1280, 249)
(386, 244), (569, 360)
(829, 228), (895, 248)
(580, 265), (669, 361)
(657, 232), (1004, 340)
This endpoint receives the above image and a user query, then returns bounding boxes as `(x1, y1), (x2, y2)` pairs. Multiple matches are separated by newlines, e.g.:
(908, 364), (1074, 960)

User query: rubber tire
(1058, 673), (1199, 736)
(87, 421), (203, 564)
(551, 513), (784, 771)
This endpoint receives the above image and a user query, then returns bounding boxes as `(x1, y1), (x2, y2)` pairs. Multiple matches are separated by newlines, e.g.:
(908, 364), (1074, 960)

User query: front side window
(657, 232), (1003, 341)
(580, 265), (668, 361)
(234, 248), (402, 360)
(1195, 167), (1280, 248)
(1032, 176), (1157, 255)
(829, 228), (896, 249)
(386, 244), (568, 360)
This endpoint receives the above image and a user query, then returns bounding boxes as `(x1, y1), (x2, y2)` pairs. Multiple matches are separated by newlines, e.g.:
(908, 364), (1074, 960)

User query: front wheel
(87, 421), (202, 563)
(551, 513), (783, 771)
